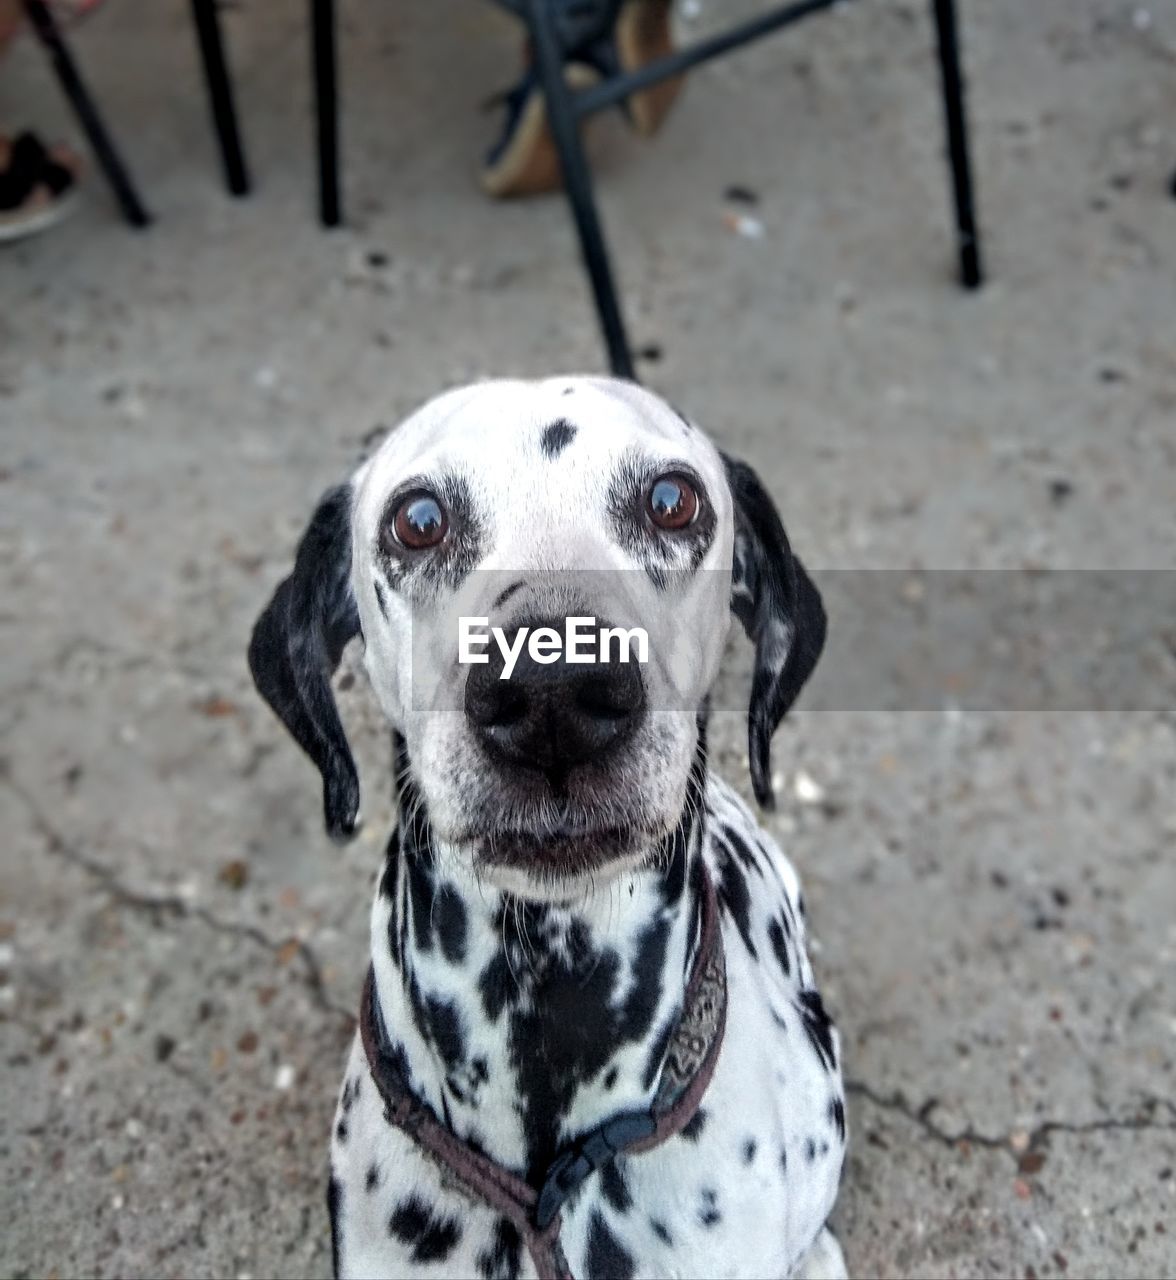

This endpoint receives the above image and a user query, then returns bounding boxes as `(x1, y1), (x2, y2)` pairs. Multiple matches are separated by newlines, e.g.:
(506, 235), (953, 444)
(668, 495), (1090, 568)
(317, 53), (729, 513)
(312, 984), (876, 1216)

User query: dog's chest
(329, 779), (845, 1278)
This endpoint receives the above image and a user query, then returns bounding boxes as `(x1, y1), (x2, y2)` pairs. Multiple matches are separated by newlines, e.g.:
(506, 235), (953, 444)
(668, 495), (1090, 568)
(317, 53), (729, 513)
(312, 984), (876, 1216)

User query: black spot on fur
(780, 1146), (788, 1174)
(603, 1066), (618, 1091)
(680, 1108), (708, 1143)
(435, 882), (468, 964)
(379, 831), (400, 899)
(723, 825), (761, 875)
(373, 578), (389, 619)
(426, 995), (466, 1071)
(540, 419), (577, 458)
(477, 1216), (523, 1279)
(618, 916), (671, 1042)
(371, 1032), (413, 1118)
(743, 1137), (757, 1164)
(408, 979), (467, 1073)
(562, 386), (575, 397)
(829, 1096), (846, 1141)
(767, 916), (791, 977)
(386, 905), (402, 969)
(650, 1218), (673, 1246)
(688, 849), (708, 940)
(805, 1137), (817, 1163)
(478, 947), (516, 1023)
(340, 1075), (361, 1113)
(407, 857), (436, 953)
(335, 1119), (348, 1143)
(716, 839), (758, 960)
(381, 851), (402, 967)
(656, 826), (688, 906)
(510, 910), (672, 1178)
(585, 1209), (635, 1280)
(389, 1195), (462, 1264)
(365, 1163), (380, 1192)
(600, 1158), (633, 1213)
(798, 989), (837, 1071)
(656, 747), (705, 906)
(446, 1055), (490, 1109)
(698, 1187), (721, 1228)
(327, 1176), (343, 1278)
(512, 923), (622, 1176)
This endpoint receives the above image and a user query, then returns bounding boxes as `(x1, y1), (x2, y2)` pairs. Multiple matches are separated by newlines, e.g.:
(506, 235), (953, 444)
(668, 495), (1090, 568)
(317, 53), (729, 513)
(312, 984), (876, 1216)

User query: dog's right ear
(248, 485), (362, 842)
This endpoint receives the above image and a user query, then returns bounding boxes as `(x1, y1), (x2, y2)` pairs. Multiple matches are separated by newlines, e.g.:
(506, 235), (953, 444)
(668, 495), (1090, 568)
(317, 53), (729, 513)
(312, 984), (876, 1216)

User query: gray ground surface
(3, 1), (1176, 1276)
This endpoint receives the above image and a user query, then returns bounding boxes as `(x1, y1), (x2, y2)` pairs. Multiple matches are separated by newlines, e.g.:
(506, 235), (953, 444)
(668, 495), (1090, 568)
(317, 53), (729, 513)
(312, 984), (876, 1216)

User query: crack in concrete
(11, 768), (1176, 1169)
(845, 1078), (1176, 1160)
(4, 770), (356, 1027)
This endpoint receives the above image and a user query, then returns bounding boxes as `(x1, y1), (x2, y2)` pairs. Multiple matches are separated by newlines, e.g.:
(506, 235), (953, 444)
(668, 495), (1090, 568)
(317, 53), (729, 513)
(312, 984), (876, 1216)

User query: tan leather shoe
(480, 62), (600, 200)
(616, 0), (683, 137)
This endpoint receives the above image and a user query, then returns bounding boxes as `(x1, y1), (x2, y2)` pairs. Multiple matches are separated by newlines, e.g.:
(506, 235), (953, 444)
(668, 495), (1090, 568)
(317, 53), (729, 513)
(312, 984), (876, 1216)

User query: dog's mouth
(447, 810), (668, 889)
(478, 823), (641, 868)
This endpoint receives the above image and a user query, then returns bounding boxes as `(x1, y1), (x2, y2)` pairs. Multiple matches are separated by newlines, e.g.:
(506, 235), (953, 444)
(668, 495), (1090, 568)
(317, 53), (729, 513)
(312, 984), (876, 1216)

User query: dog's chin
(455, 825), (662, 903)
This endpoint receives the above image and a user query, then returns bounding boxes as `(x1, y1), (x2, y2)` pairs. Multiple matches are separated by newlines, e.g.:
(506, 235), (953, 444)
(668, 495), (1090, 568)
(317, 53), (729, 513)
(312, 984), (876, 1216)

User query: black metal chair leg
(931, 0), (981, 287)
(22, 0), (151, 226)
(191, 0), (250, 196)
(311, 0), (340, 227)
(521, 0), (635, 379)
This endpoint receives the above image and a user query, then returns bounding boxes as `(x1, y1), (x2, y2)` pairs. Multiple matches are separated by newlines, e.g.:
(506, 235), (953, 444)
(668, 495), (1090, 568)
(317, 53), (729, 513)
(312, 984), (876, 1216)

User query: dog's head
(249, 377), (824, 899)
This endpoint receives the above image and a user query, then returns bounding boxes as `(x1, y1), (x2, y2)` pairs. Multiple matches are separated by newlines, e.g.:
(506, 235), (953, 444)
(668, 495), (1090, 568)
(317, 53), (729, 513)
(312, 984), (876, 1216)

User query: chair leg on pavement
(311, 0), (340, 226)
(191, 0), (250, 196)
(521, 0), (635, 379)
(22, 0), (151, 226)
(931, 0), (981, 288)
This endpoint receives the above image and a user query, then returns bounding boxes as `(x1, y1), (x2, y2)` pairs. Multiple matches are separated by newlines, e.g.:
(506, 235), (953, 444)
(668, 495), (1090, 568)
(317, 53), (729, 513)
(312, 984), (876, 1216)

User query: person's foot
(480, 63), (600, 200)
(0, 131), (82, 243)
(616, 0), (683, 137)
(481, 1), (683, 200)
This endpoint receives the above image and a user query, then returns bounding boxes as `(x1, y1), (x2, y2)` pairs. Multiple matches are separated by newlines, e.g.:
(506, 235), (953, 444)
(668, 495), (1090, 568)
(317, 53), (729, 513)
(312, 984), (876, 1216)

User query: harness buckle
(535, 1110), (656, 1230)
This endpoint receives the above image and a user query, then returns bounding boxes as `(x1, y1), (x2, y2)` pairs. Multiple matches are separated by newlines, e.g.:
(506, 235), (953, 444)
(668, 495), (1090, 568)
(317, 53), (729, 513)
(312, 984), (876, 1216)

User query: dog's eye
(391, 492), (448, 550)
(647, 474), (699, 530)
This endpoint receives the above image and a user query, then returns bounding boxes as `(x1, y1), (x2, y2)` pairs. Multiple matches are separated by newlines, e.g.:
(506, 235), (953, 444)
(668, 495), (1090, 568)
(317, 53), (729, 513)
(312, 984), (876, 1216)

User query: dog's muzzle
(464, 617), (646, 792)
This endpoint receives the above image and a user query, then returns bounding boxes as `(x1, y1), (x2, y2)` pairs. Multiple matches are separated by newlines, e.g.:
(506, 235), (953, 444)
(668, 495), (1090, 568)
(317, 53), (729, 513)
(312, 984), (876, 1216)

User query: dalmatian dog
(249, 377), (847, 1279)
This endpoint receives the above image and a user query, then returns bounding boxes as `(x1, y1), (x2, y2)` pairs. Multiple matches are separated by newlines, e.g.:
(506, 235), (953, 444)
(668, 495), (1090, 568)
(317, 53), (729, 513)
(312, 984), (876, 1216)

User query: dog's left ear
(248, 484), (363, 842)
(722, 453), (826, 809)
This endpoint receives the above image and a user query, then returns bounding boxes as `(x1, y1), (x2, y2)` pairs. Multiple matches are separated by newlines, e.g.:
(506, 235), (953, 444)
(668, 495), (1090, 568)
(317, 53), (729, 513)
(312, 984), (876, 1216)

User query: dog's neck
(368, 739), (709, 1184)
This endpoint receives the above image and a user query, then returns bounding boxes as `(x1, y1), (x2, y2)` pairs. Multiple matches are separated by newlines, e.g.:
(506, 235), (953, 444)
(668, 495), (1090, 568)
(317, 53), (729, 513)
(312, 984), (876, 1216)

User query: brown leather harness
(359, 869), (728, 1280)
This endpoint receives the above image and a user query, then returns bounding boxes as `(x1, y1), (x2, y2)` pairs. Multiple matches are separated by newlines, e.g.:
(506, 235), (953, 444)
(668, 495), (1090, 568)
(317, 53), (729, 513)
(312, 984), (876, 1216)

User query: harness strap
(359, 867), (727, 1280)
(360, 968), (572, 1278)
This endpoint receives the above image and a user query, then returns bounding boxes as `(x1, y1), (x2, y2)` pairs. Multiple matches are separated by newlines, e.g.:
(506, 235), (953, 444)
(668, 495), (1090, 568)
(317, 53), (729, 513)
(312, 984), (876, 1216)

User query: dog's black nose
(464, 623), (645, 786)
